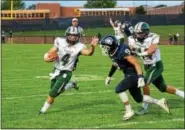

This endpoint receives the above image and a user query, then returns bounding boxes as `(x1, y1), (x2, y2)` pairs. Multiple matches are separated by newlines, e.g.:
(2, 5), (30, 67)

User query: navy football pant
(115, 74), (143, 103)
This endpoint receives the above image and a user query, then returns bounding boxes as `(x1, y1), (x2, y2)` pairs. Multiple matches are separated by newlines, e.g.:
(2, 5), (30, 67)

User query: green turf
(13, 25), (184, 40)
(1, 44), (184, 128)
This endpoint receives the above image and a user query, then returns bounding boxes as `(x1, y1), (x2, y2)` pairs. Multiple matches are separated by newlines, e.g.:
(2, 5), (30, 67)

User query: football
(44, 51), (57, 62)
(48, 51), (57, 59)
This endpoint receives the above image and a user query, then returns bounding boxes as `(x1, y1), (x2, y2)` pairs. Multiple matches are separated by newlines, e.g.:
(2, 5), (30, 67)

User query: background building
(147, 5), (184, 15)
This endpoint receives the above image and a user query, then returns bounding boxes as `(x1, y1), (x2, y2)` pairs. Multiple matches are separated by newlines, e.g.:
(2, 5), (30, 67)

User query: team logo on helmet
(105, 37), (113, 45)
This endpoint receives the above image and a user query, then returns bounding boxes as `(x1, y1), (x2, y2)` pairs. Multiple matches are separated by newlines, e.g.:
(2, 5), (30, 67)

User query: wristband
(138, 74), (144, 78)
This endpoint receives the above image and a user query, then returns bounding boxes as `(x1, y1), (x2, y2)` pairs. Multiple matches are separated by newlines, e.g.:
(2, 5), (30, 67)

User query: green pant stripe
(147, 68), (156, 84)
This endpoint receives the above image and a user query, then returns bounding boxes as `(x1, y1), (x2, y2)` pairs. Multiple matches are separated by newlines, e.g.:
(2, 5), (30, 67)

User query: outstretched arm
(109, 18), (115, 28)
(80, 37), (99, 56)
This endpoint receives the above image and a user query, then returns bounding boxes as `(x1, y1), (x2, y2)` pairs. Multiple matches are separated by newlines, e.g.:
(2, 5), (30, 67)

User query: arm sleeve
(152, 34), (160, 44)
(108, 64), (117, 77)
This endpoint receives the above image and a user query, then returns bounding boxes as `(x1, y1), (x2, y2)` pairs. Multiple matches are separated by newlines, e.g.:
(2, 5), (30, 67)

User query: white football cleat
(123, 110), (135, 121)
(157, 98), (170, 114)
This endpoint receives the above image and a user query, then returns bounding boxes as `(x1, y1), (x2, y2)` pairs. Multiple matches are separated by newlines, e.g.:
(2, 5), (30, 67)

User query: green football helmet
(134, 22), (150, 42)
(66, 27), (80, 45)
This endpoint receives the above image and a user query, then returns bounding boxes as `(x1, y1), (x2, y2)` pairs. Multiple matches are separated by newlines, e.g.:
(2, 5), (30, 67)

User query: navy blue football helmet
(99, 35), (119, 56)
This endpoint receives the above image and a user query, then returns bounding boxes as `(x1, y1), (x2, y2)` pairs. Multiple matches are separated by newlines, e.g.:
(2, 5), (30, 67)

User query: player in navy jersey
(105, 21), (135, 74)
(121, 21), (135, 37)
(100, 35), (170, 120)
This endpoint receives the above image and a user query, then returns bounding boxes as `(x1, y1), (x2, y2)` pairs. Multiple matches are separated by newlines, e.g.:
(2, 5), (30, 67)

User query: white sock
(175, 89), (184, 98)
(118, 92), (132, 112)
(125, 104), (132, 112)
(41, 101), (51, 113)
(143, 95), (158, 105)
(64, 83), (74, 90)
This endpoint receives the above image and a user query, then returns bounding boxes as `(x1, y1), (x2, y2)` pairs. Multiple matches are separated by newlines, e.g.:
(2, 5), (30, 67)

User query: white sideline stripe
(93, 118), (184, 128)
(2, 90), (112, 100)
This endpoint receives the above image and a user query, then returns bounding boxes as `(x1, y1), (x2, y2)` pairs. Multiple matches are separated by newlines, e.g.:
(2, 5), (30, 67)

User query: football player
(100, 35), (170, 121)
(39, 27), (99, 114)
(109, 18), (124, 43)
(65, 18), (85, 71)
(105, 21), (135, 84)
(128, 22), (184, 115)
(121, 21), (135, 38)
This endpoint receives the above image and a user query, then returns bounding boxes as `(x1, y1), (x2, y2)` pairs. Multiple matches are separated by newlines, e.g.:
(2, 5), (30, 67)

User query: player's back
(110, 44), (137, 76)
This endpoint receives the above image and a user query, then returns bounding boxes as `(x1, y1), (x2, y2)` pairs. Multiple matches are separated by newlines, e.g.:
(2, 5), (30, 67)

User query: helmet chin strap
(110, 47), (118, 57)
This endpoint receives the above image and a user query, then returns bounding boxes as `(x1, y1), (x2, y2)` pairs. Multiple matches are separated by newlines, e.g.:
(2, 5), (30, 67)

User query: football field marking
(2, 90), (112, 100)
(35, 74), (115, 81)
(93, 118), (184, 128)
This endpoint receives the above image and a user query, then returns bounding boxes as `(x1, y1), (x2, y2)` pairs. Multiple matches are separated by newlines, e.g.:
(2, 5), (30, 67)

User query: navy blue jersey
(110, 44), (137, 75)
(122, 22), (134, 37)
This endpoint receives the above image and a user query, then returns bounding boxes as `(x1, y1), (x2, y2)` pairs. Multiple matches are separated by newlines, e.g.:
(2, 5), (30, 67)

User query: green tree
(154, 4), (167, 8)
(27, 4), (36, 10)
(135, 6), (146, 15)
(84, 0), (117, 8)
(1, 0), (25, 10)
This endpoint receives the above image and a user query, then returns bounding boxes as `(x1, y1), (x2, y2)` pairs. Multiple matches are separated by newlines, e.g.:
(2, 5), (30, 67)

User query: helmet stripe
(138, 22), (144, 31)
(135, 22), (140, 31)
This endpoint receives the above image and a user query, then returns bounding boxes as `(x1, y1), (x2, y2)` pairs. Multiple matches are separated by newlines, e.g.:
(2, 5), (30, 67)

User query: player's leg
(129, 85), (170, 114)
(137, 61), (164, 114)
(39, 71), (72, 114)
(152, 75), (184, 98)
(64, 80), (79, 90)
(115, 75), (136, 120)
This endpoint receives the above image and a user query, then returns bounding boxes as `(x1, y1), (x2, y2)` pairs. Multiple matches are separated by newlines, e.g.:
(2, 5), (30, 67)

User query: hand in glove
(138, 75), (145, 88)
(105, 77), (111, 86)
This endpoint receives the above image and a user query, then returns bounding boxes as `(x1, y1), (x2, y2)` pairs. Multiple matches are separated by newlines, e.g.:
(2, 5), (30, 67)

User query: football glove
(105, 77), (111, 86)
(138, 75), (145, 88)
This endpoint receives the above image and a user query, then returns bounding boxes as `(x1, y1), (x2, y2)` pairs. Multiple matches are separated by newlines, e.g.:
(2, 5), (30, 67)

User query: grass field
(13, 25), (184, 39)
(2, 44), (184, 129)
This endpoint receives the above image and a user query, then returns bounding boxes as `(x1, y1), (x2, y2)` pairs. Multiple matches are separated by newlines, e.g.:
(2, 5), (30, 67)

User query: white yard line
(2, 90), (112, 100)
(93, 118), (184, 128)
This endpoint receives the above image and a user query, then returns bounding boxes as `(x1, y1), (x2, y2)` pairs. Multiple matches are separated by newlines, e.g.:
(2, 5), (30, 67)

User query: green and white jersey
(128, 33), (161, 65)
(113, 25), (124, 40)
(54, 37), (86, 71)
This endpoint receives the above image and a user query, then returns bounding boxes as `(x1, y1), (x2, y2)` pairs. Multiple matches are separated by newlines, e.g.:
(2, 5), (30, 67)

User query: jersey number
(61, 54), (70, 65)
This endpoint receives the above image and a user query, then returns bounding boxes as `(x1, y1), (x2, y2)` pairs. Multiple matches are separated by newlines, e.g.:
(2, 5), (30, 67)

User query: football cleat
(38, 111), (45, 115)
(157, 98), (170, 114)
(122, 110), (135, 121)
(135, 107), (148, 115)
(72, 80), (79, 90)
